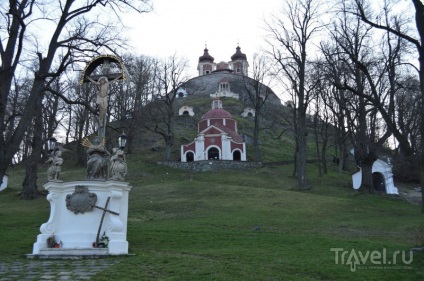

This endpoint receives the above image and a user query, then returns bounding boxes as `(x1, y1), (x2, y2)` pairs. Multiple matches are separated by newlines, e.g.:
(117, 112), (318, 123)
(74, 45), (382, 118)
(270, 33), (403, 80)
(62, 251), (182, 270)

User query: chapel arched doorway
(372, 172), (386, 192)
(208, 147), (219, 160)
(186, 152), (194, 162)
(233, 150), (241, 161)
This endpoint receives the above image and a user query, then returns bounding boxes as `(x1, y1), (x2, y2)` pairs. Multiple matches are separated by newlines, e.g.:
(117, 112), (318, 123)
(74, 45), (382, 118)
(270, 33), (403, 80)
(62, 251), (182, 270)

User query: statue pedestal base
(31, 180), (132, 256)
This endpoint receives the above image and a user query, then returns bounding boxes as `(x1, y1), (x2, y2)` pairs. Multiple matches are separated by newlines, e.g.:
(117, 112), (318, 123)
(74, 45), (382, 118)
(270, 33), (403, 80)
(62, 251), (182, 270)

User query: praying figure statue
(110, 148), (127, 181)
(82, 136), (109, 180)
(46, 150), (63, 181)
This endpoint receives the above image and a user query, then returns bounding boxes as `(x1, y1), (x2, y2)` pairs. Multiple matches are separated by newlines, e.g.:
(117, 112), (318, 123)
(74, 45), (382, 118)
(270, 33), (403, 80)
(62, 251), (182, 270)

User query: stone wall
(157, 160), (262, 172)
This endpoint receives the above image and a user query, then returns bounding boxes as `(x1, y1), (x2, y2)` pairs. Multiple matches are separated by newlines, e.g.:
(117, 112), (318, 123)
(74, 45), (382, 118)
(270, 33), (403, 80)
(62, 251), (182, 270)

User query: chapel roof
(201, 108), (233, 119)
(231, 46), (247, 61)
(212, 122), (243, 142)
(214, 61), (233, 73)
(199, 48), (214, 63)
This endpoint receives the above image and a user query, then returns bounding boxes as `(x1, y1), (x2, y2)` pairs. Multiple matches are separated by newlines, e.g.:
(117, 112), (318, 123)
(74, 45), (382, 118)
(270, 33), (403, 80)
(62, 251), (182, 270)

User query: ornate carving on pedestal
(66, 185), (97, 214)
(40, 223), (55, 234)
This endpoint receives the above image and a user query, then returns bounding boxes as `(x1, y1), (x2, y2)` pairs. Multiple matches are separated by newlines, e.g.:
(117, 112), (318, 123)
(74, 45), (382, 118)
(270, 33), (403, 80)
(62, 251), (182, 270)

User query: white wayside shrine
(30, 55), (131, 258)
(32, 181), (132, 256)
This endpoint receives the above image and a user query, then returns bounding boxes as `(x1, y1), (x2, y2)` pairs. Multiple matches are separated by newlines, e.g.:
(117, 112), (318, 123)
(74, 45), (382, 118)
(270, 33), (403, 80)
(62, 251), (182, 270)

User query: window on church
(219, 82), (229, 92)
(212, 100), (222, 109)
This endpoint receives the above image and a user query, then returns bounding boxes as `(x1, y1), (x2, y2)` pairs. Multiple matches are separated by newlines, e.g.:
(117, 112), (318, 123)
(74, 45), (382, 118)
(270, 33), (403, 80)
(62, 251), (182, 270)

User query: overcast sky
(122, 0), (283, 76)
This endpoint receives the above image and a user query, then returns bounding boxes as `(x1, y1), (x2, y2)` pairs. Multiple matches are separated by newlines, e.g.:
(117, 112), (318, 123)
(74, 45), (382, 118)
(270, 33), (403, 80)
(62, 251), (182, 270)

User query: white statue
(82, 136), (109, 180)
(46, 150), (63, 181)
(110, 148), (127, 181)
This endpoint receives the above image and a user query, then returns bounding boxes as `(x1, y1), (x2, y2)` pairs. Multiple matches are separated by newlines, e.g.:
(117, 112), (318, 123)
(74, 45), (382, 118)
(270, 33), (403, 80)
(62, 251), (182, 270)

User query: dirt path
(397, 184), (422, 205)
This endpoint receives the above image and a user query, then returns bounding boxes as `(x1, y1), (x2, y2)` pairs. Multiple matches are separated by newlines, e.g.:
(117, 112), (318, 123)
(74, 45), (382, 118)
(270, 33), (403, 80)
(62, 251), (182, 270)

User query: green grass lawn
(0, 159), (423, 280)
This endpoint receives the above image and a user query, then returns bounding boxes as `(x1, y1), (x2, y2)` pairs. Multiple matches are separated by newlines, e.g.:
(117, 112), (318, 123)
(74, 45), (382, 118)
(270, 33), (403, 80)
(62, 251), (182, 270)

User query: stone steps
(27, 248), (109, 259)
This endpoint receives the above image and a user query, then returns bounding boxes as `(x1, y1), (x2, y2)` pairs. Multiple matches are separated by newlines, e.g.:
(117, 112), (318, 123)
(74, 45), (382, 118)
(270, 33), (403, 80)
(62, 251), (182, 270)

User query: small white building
(176, 88), (188, 98)
(352, 159), (399, 194)
(241, 107), (255, 118)
(178, 106), (195, 116)
(0, 175), (8, 192)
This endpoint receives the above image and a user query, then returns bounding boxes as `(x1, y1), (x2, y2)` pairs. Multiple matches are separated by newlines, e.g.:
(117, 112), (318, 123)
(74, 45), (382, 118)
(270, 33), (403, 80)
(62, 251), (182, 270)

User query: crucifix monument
(30, 55), (132, 258)
(79, 55), (127, 180)
(81, 55), (126, 137)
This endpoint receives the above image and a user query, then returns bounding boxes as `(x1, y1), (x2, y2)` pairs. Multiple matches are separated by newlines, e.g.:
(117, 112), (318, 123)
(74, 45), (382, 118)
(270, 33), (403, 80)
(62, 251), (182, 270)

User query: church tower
(197, 47), (216, 76)
(229, 45), (249, 76)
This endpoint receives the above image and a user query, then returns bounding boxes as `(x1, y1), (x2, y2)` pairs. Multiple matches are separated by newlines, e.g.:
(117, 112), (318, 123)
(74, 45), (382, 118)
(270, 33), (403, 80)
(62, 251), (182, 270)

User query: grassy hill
(0, 147), (423, 280)
(142, 96), (309, 163)
(0, 98), (423, 280)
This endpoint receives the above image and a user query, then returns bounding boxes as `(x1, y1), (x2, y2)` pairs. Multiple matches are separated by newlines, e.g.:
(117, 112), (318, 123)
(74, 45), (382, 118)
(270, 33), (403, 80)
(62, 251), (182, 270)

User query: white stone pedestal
(32, 180), (132, 256)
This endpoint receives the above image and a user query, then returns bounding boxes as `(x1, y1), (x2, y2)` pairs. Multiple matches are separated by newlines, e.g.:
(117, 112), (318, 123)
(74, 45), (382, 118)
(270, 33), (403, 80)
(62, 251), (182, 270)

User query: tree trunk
(321, 145), (327, 174)
(293, 141), (298, 177)
(296, 112), (308, 189)
(65, 106), (72, 145)
(314, 114), (322, 176)
(253, 111), (262, 162)
(360, 162), (374, 193)
(46, 94), (59, 138)
(21, 95), (44, 199)
(164, 126), (174, 161)
(126, 132), (134, 155)
(342, 145), (350, 173)
(76, 118), (85, 165)
(165, 143), (172, 161)
(164, 107), (174, 161)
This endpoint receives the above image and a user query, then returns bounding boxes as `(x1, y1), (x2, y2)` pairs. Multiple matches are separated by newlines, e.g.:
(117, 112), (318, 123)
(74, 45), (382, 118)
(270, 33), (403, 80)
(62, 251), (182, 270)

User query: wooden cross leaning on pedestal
(94, 197), (119, 247)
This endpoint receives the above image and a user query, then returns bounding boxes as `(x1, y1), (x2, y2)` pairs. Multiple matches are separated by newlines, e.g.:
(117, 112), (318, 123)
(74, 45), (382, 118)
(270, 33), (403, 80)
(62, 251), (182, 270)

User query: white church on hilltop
(178, 46), (280, 162)
(181, 99), (246, 162)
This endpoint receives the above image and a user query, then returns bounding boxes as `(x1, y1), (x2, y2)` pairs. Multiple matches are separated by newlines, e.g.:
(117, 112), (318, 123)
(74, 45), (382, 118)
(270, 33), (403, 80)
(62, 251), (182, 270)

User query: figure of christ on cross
(86, 74), (122, 137)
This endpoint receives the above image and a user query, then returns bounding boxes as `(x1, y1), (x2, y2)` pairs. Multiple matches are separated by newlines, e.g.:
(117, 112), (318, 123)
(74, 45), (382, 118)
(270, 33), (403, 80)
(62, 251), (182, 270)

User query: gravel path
(0, 259), (120, 281)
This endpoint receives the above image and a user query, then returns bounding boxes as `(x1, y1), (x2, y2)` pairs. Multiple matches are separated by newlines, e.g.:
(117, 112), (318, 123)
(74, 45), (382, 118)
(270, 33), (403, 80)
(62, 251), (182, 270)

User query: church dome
(231, 46), (247, 61)
(216, 61), (230, 70)
(214, 61), (232, 73)
(201, 99), (233, 119)
(199, 48), (215, 62)
(201, 108), (233, 119)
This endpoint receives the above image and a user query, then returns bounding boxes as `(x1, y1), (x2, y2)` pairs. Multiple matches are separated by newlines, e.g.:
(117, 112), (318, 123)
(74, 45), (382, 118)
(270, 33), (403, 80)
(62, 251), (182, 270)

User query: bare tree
(266, 0), (321, 189)
(114, 55), (155, 154)
(240, 53), (274, 162)
(392, 76), (421, 182)
(322, 4), (388, 192)
(139, 55), (190, 161)
(310, 68), (333, 176)
(351, 0), (424, 212)
(0, 0), (151, 198)
(326, 1), (419, 197)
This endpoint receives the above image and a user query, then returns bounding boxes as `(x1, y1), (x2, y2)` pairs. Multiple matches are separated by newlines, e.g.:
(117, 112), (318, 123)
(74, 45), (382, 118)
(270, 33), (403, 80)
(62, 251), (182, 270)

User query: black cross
(95, 197), (119, 247)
